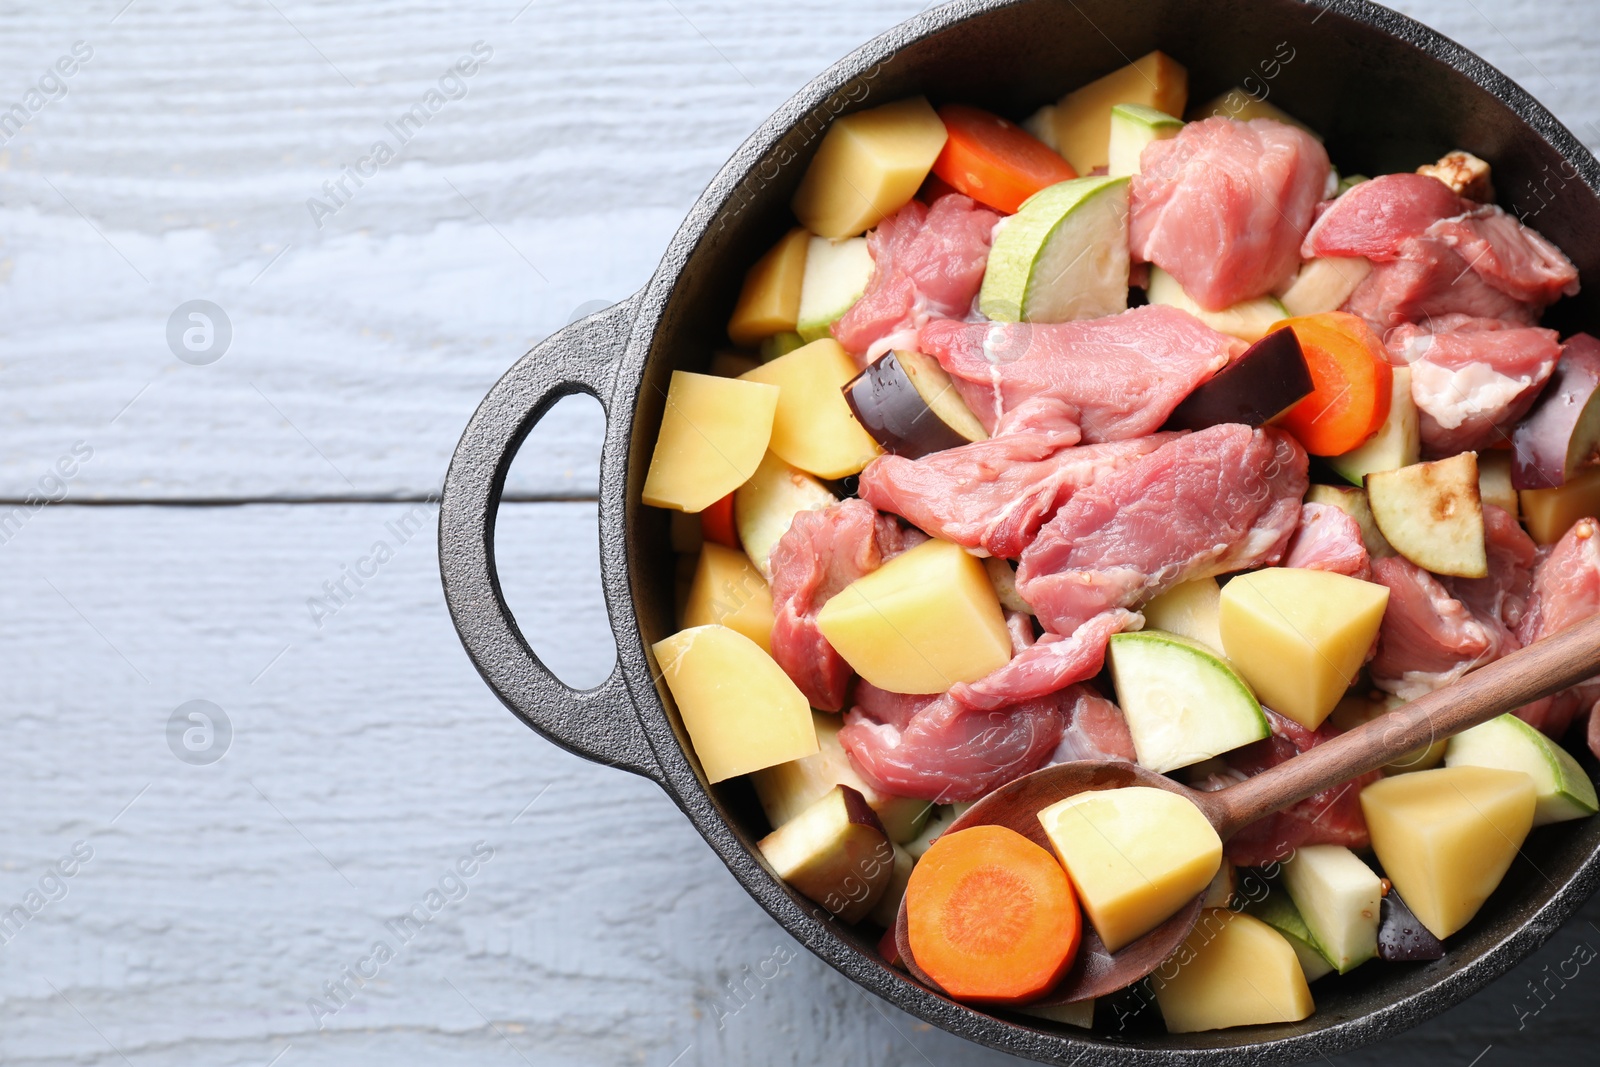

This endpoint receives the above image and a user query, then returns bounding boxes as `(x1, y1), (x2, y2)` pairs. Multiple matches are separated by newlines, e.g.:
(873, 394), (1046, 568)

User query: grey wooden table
(3, 2), (1597, 1064)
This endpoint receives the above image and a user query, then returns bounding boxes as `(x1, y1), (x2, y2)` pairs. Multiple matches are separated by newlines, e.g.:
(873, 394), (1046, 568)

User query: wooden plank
(2, 500), (1599, 1065)
(1, 0), (1596, 501)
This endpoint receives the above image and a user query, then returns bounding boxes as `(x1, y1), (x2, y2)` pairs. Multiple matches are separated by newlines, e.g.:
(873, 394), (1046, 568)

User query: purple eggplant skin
(1512, 333), (1600, 490)
(1377, 891), (1446, 962)
(1164, 328), (1315, 432)
(843, 351), (971, 459)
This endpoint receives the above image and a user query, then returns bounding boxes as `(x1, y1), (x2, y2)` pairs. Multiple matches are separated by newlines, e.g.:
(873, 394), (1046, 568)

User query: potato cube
(1520, 465), (1600, 544)
(1052, 51), (1188, 175)
(652, 625), (817, 783)
(1037, 786), (1222, 953)
(727, 227), (810, 347)
(682, 543), (775, 653)
(791, 96), (948, 239)
(1360, 766), (1536, 939)
(816, 538), (1011, 694)
(1153, 910), (1315, 1032)
(641, 371), (778, 513)
(1219, 567), (1390, 730)
(740, 338), (881, 478)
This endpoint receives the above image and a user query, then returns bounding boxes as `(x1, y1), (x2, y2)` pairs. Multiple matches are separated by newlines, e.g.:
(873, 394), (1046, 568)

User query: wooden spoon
(895, 610), (1600, 1006)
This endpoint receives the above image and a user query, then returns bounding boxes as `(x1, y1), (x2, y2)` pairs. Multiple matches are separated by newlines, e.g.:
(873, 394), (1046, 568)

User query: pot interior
(619, 0), (1600, 1057)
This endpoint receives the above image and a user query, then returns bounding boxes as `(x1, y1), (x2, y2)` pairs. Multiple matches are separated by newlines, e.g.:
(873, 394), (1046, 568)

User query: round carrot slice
(906, 824), (1081, 1003)
(1277, 311), (1394, 456)
(932, 104), (1078, 215)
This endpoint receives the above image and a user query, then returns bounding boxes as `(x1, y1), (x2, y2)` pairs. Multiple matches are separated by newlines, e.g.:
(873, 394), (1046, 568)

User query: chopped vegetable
(1327, 364), (1420, 485)
(733, 452), (838, 580)
(1276, 312), (1394, 456)
(1276, 257), (1373, 318)
(1153, 910), (1315, 1031)
(1305, 484), (1394, 558)
(978, 176), (1130, 323)
(1164, 326), (1312, 429)
(1376, 891), (1445, 962)
(641, 371), (779, 513)
(1107, 103), (1182, 177)
(758, 784), (894, 923)
(1037, 786), (1221, 953)
(796, 235), (874, 341)
(1445, 714), (1599, 826)
(1248, 891), (1336, 981)
(1520, 465), (1600, 543)
(1511, 333), (1600, 489)
(681, 543), (773, 652)
(843, 349), (987, 458)
(906, 824), (1082, 1002)
(1146, 267), (1289, 342)
(728, 227), (810, 347)
(1139, 577), (1224, 652)
(816, 538), (1012, 694)
(1219, 567), (1390, 730)
(1367, 452), (1487, 578)
(699, 493), (738, 549)
(1360, 766), (1537, 939)
(1281, 845), (1382, 974)
(1049, 51), (1188, 175)
(791, 96), (949, 239)
(653, 625), (817, 783)
(740, 338), (881, 479)
(1107, 630), (1269, 773)
(930, 103), (1078, 215)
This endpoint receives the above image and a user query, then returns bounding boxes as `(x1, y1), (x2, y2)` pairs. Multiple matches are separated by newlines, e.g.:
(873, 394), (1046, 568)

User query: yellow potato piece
(791, 96), (948, 239)
(1153, 910), (1315, 1033)
(652, 625), (817, 783)
(740, 338), (881, 478)
(1191, 88), (1319, 136)
(641, 371), (778, 513)
(1360, 765), (1536, 939)
(816, 538), (1010, 694)
(1037, 786), (1222, 953)
(1052, 51), (1188, 175)
(1520, 466), (1600, 544)
(682, 543), (775, 653)
(1219, 567), (1390, 730)
(728, 227), (810, 347)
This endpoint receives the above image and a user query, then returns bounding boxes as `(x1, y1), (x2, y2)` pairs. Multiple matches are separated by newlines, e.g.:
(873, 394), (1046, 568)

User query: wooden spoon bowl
(895, 611), (1600, 1010)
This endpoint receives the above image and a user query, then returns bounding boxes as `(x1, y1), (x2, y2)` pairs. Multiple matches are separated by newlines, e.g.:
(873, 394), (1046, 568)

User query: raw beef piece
(1222, 711), (1379, 867)
(1304, 172), (1579, 331)
(831, 194), (1000, 365)
(1368, 556), (1501, 699)
(1516, 518), (1600, 741)
(1283, 502), (1372, 579)
(857, 432), (1177, 559)
(768, 500), (909, 711)
(838, 610), (1138, 802)
(1016, 426), (1308, 636)
(1048, 685), (1138, 765)
(1131, 117), (1331, 310)
(839, 688), (1071, 803)
(1444, 504), (1538, 650)
(917, 306), (1241, 441)
(1387, 315), (1561, 455)
(949, 610), (1139, 712)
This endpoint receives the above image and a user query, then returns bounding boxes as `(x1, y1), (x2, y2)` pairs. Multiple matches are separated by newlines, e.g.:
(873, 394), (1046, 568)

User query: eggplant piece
(1164, 328), (1313, 431)
(844, 350), (987, 458)
(1512, 333), (1600, 490)
(757, 784), (895, 924)
(1377, 890), (1446, 961)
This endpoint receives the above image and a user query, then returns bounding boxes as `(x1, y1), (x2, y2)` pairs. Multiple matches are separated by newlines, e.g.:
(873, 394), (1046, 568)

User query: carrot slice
(1277, 311), (1394, 456)
(931, 104), (1078, 215)
(700, 492), (738, 548)
(906, 824), (1081, 1003)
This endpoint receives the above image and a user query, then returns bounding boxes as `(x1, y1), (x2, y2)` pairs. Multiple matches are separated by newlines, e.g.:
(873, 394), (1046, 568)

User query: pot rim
(588, 2), (1600, 1062)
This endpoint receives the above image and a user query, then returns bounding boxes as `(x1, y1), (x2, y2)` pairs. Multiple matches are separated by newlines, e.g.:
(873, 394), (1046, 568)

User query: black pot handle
(439, 296), (660, 784)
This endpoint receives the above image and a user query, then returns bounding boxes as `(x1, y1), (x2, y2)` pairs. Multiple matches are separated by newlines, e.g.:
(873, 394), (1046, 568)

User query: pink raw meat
(1445, 504), (1538, 651)
(1516, 518), (1600, 742)
(767, 500), (918, 711)
(1283, 501), (1372, 579)
(1304, 173), (1579, 331)
(1048, 685), (1138, 765)
(856, 432), (1177, 559)
(1368, 556), (1502, 699)
(1016, 425), (1308, 636)
(831, 194), (999, 365)
(1222, 710), (1379, 867)
(1387, 315), (1561, 455)
(838, 610), (1137, 802)
(917, 306), (1241, 441)
(1131, 117), (1330, 310)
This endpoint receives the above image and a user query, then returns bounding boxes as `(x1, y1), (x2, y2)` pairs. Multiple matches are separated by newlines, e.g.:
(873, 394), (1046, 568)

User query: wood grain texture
(4, 2), (1600, 1065)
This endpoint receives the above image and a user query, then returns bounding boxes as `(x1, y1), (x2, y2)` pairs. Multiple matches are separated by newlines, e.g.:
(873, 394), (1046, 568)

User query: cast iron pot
(440, 1), (1600, 1061)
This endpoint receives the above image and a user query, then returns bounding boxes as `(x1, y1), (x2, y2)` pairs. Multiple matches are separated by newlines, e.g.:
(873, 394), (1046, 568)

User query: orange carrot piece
(931, 104), (1078, 215)
(906, 824), (1081, 1003)
(700, 492), (739, 549)
(1277, 311), (1394, 456)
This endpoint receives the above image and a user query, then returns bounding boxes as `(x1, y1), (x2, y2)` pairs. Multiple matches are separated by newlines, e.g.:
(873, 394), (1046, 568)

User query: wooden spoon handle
(1206, 611), (1600, 839)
